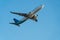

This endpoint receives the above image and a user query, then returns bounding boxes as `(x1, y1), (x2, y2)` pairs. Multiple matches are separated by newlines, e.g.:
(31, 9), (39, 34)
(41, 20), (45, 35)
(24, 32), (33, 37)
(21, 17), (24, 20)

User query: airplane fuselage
(10, 4), (44, 26)
(23, 12), (37, 22)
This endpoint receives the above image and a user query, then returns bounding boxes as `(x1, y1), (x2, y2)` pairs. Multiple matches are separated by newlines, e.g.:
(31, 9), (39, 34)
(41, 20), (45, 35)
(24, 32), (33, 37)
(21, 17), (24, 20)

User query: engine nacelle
(31, 15), (38, 22)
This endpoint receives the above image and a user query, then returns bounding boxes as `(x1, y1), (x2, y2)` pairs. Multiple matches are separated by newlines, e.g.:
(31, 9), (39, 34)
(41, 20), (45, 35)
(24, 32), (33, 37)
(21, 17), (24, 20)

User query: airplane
(10, 4), (44, 26)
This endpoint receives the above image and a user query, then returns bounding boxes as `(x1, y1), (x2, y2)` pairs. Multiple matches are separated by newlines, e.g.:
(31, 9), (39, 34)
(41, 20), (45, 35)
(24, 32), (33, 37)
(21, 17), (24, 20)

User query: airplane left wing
(10, 11), (28, 17)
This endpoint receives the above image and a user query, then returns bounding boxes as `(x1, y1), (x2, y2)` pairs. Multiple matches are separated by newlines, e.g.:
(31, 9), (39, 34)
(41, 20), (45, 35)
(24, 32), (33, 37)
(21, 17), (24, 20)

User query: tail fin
(9, 18), (20, 26)
(13, 18), (19, 23)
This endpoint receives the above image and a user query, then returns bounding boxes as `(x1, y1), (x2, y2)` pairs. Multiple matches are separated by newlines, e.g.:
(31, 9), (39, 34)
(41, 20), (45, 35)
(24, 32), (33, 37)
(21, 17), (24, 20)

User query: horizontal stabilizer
(9, 22), (20, 26)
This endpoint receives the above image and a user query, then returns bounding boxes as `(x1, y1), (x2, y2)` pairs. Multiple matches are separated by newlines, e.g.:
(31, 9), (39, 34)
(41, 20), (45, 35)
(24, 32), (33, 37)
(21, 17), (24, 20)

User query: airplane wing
(31, 4), (44, 14)
(10, 11), (28, 17)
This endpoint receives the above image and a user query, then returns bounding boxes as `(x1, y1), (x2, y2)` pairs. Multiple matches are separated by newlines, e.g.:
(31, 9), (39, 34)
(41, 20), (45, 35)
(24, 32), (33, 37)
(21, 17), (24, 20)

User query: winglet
(10, 11), (13, 13)
(42, 4), (45, 9)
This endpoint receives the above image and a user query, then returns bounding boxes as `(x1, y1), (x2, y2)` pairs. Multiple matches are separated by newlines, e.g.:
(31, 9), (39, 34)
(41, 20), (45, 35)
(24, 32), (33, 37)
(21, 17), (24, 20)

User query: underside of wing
(10, 11), (28, 17)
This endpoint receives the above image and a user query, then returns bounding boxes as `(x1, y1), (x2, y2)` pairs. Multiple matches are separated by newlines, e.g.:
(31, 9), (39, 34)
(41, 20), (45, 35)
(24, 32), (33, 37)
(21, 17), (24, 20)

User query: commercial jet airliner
(10, 4), (44, 26)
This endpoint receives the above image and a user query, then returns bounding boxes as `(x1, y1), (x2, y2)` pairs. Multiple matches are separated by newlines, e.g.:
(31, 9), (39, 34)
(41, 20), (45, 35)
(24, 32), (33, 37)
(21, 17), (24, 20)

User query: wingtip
(42, 4), (45, 9)
(10, 11), (13, 13)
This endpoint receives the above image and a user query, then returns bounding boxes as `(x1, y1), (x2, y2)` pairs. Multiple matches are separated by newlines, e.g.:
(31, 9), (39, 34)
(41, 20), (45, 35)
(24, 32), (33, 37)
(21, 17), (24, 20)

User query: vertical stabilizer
(13, 18), (19, 23)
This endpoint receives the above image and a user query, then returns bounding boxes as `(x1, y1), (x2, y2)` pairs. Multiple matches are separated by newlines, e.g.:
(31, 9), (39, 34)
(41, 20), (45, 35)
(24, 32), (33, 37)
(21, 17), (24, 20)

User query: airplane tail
(13, 18), (19, 23)
(10, 18), (20, 26)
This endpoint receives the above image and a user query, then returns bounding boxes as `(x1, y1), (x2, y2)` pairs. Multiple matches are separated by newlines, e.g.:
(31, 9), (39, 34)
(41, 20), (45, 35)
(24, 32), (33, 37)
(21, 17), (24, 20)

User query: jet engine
(31, 15), (38, 22)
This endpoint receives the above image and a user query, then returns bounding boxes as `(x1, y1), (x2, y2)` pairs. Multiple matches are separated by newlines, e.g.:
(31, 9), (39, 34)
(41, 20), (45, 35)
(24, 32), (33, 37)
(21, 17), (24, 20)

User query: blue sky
(0, 0), (60, 40)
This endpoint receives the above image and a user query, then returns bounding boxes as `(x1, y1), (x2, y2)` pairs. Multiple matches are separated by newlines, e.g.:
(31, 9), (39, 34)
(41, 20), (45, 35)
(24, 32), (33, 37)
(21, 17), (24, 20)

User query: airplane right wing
(31, 4), (44, 14)
(10, 11), (28, 17)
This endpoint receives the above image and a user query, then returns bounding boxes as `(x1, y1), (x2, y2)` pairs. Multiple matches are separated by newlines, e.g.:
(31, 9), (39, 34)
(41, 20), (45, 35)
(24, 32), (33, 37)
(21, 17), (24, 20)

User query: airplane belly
(18, 17), (28, 24)
(27, 13), (34, 18)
